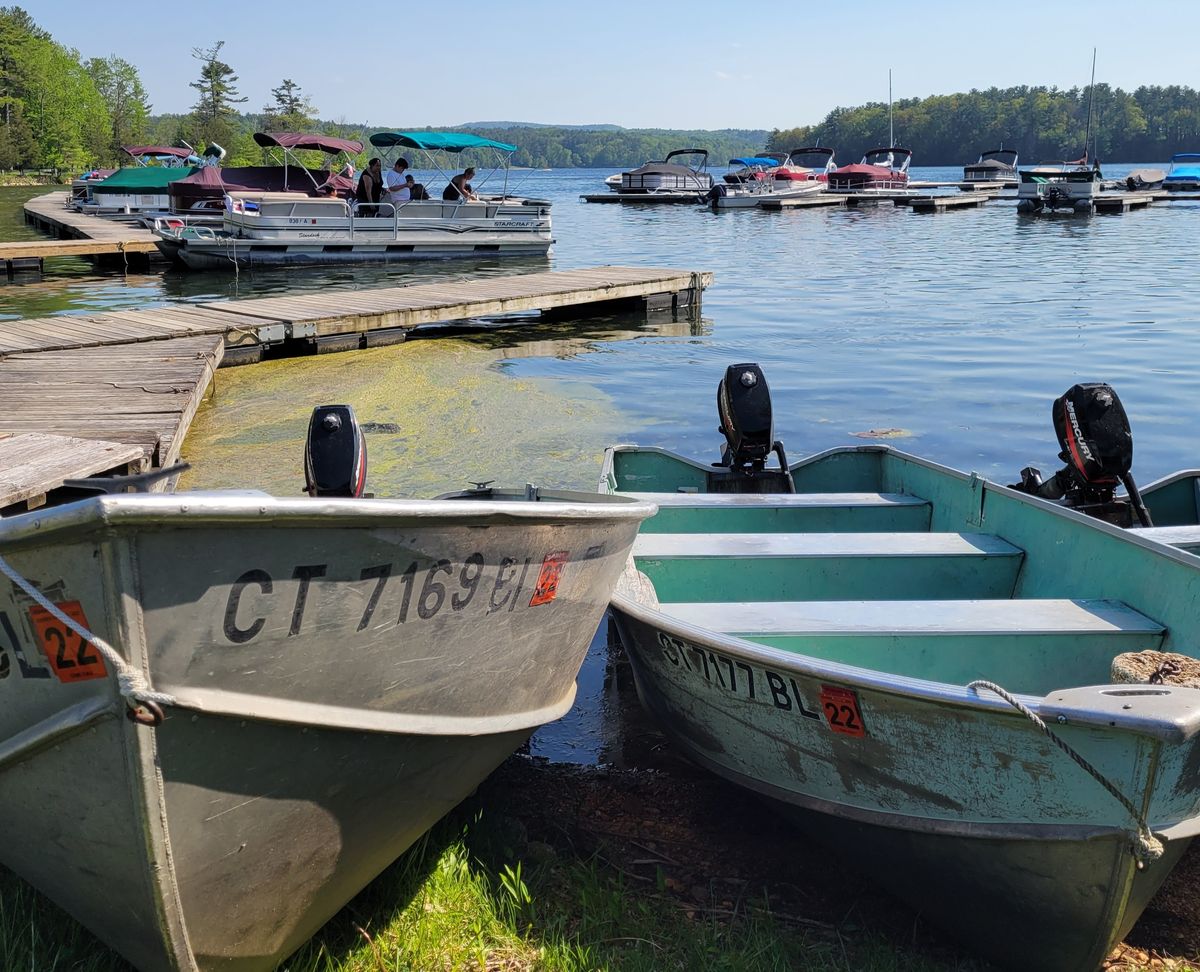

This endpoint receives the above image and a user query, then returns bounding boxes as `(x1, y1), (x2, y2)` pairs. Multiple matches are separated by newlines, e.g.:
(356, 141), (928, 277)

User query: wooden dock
(0, 266), (711, 506)
(910, 192), (1001, 213)
(0, 266), (711, 362)
(19, 191), (162, 271)
(1094, 193), (1156, 213)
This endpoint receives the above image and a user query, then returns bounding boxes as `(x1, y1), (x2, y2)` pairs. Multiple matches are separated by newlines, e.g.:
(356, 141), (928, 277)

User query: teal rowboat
(601, 441), (1200, 972)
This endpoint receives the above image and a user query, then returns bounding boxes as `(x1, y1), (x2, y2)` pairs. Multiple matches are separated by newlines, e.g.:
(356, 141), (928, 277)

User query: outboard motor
(710, 363), (795, 493)
(304, 405), (367, 498)
(1011, 383), (1152, 527)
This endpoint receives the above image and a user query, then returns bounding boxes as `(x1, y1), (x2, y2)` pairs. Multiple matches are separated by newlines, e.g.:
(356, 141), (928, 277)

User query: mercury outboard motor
(1011, 383), (1152, 527)
(304, 405), (367, 497)
(710, 363), (795, 493)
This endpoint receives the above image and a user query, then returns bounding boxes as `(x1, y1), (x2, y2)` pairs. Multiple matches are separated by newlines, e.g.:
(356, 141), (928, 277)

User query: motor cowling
(1052, 383), (1133, 490)
(1011, 382), (1151, 527)
(304, 405), (367, 497)
(717, 363), (773, 468)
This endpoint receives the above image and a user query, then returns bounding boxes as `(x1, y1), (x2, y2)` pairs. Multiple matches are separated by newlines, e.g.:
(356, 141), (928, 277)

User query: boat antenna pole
(1083, 48), (1097, 165)
(889, 69), (894, 147)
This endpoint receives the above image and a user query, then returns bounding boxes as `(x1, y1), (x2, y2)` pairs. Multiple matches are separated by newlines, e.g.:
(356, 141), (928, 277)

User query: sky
(31, 0), (1200, 132)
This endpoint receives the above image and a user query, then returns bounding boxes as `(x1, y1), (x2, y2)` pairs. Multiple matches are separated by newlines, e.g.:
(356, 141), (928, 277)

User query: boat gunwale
(0, 492), (658, 548)
(604, 443), (1200, 745)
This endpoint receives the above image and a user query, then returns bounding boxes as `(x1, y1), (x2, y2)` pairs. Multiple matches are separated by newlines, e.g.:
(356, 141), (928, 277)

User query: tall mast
(1083, 48), (1097, 163)
(889, 69), (894, 147)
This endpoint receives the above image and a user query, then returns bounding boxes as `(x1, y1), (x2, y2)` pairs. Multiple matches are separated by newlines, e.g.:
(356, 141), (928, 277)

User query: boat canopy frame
(252, 132), (366, 193)
(367, 131), (524, 202)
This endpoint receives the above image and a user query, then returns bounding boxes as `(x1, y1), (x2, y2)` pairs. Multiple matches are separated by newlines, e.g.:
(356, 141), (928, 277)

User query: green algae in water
(182, 340), (625, 497)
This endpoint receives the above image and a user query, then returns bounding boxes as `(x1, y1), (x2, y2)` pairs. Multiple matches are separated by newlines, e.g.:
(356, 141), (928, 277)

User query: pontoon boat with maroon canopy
(828, 147), (913, 193)
(166, 132), (363, 215)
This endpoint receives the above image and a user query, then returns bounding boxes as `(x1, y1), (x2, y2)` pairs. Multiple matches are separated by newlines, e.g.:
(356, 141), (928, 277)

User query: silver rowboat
(0, 488), (654, 971)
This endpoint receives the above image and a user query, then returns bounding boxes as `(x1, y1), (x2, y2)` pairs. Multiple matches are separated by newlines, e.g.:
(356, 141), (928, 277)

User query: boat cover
(168, 165), (331, 200)
(627, 162), (703, 176)
(1170, 153), (1200, 163)
(92, 166), (200, 193)
(728, 158), (780, 167)
(253, 132), (364, 154)
(122, 145), (194, 160)
(967, 159), (1015, 171)
(368, 131), (517, 153)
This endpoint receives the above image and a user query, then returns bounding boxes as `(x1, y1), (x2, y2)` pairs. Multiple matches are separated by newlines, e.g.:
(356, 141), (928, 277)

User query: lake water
(3, 166), (1199, 763)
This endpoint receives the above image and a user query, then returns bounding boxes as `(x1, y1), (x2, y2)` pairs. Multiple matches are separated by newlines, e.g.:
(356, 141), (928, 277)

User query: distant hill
(462, 121), (626, 131)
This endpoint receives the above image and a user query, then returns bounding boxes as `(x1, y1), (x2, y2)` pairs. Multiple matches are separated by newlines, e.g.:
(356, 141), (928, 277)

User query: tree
(188, 40), (246, 148)
(262, 78), (315, 131)
(87, 55), (150, 163)
(18, 34), (108, 170)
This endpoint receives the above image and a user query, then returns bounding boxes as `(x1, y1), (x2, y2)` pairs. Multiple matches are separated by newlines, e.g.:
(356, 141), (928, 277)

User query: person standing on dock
(384, 157), (412, 208)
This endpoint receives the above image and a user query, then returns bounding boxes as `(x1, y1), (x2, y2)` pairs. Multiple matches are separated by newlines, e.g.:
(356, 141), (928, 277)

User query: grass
(1, 801), (1194, 972)
(0, 804), (986, 972)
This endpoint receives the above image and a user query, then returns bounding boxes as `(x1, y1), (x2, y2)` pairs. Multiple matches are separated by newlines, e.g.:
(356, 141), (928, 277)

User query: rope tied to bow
(968, 679), (1164, 868)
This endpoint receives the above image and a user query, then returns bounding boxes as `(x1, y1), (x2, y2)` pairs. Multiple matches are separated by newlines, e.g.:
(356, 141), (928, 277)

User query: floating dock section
(20, 191), (161, 271)
(0, 266), (711, 507)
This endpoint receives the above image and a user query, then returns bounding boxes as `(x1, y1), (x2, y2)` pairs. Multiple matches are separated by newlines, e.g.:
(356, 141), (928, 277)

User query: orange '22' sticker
(529, 551), (570, 606)
(820, 684), (866, 737)
(28, 602), (108, 683)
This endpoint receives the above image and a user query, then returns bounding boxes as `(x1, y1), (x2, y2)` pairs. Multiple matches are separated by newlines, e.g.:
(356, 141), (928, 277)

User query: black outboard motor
(304, 404), (368, 498)
(711, 363), (795, 493)
(1011, 383), (1152, 527)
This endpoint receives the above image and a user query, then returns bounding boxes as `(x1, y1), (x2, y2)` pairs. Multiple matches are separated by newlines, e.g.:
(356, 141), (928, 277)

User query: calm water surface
(3, 167), (1198, 763)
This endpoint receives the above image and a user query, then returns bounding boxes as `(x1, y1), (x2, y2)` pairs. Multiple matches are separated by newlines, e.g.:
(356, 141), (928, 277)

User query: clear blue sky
(33, 0), (1200, 131)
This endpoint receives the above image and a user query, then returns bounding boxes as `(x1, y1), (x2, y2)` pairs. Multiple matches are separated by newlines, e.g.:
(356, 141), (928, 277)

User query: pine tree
(262, 78), (316, 132)
(188, 40), (246, 148)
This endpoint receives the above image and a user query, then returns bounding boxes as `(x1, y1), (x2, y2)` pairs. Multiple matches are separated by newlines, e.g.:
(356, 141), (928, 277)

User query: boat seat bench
(1130, 525), (1200, 552)
(633, 531), (1025, 602)
(620, 491), (932, 534)
(662, 599), (1166, 692)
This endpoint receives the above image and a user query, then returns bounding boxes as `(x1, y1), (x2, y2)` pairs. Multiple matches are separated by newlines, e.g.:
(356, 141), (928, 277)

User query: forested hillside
(767, 85), (1200, 164)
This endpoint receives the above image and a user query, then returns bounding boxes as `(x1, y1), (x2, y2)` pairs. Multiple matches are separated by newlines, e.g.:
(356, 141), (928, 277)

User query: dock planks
(0, 433), (147, 512)
(0, 266), (712, 357)
(910, 193), (1001, 213)
(0, 336), (223, 469)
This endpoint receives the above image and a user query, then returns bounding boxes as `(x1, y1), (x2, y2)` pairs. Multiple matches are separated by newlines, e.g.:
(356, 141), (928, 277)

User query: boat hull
(600, 442), (1200, 972)
(0, 491), (651, 971)
(610, 597), (1192, 972)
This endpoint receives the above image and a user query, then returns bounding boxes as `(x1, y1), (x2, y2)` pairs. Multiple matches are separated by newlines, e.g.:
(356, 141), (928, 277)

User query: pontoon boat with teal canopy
(600, 363), (1200, 972)
(727, 157), (783, 168)
(368, 131), (518, 153)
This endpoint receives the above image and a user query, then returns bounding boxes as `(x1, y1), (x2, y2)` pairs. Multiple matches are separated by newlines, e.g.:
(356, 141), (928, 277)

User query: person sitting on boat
(442, 167), (479, 201)
(404, 174), (431, 201)
(384, 157), (411, 206)
(355, 157), (383, 216)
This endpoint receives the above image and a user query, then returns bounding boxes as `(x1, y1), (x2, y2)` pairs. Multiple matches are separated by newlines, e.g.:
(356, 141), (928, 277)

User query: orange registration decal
(28, 602), (108, 683)
(529, 551), (570, 606)
(820, 685), (866, 737)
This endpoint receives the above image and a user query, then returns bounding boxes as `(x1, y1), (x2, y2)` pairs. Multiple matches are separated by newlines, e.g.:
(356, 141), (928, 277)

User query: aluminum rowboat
(601, 442), (1200, 972)
(0, 488), (653, 971)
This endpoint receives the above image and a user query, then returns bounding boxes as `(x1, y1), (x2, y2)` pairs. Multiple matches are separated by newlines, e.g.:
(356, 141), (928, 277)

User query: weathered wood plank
(0, 432), (146, 510)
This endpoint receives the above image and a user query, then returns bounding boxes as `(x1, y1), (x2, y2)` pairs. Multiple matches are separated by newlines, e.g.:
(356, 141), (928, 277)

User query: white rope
(0, 553), (176, 719)
(969, 679), (1164, 868)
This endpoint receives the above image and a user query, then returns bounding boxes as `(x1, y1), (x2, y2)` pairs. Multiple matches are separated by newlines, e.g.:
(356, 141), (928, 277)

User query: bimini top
(728, 157), (781, 167)
(1170, 153), (1200, 163)
(123, 145), (195, 161)
(253, 132), (364, 154)
(368, 131), (518, 153)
